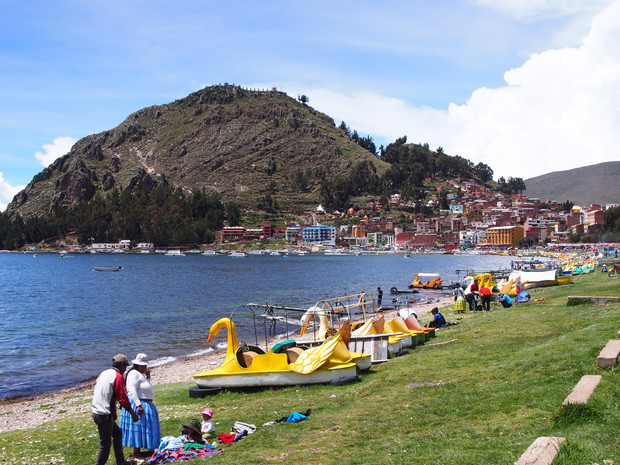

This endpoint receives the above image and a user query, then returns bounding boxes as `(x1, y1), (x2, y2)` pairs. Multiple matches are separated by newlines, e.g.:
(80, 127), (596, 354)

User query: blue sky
(1, 0), (618, 209)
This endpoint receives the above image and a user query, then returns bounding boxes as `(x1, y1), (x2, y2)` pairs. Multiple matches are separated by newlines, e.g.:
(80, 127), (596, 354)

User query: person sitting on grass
(498, 293), (513, 308)
(428, 307), (447, 328)
(200, 408), (216, 439)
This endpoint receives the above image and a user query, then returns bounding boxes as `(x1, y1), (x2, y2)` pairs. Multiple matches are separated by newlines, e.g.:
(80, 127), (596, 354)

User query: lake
(0, 251), (513, 399)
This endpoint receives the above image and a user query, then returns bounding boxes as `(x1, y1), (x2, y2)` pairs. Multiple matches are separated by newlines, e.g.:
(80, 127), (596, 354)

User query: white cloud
(0, 172), (25, 212)
(443, 0), (620, 179)
(277, 1), (620, 180)
(34, 136), (76, 167)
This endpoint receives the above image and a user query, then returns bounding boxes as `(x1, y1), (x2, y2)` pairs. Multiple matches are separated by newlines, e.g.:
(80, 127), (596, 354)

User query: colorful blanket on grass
(146, 443), (223, 463)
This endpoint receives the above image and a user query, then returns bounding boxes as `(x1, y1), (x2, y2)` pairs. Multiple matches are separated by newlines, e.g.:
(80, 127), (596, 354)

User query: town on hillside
(70, 177), (617, 254)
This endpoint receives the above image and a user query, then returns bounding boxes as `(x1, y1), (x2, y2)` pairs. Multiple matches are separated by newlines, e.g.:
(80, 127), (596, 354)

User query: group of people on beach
(453, 279), (513, 312)
(91, 353), (217, 465)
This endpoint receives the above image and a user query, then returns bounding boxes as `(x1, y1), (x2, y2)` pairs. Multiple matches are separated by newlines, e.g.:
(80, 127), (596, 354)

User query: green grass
(2, 271), (620, 464)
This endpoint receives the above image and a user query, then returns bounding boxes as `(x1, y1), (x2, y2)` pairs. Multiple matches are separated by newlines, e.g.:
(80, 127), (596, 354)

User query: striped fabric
(120, 400), (161, 450)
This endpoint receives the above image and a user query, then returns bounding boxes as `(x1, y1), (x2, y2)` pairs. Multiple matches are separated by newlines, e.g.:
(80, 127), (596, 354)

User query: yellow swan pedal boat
(193, 318), (369, 388)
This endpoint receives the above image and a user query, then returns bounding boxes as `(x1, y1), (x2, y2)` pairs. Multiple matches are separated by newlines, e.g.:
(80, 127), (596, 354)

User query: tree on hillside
(474, 162), (494, 183)
(298, 94), (309, 105)
(604, 206), (620, 232)
(561, 200), (575, 212)
(226, 202), (242, 226)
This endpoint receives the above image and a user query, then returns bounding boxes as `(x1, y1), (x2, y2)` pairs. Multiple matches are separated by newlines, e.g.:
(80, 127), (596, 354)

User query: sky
(1, 0), (619, 210)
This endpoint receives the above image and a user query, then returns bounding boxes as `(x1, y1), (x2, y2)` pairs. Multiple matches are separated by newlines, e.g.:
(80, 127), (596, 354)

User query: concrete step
(514, 437), (565, 465)
(597, 339), (620, 368)
(562, 375), (602, 405)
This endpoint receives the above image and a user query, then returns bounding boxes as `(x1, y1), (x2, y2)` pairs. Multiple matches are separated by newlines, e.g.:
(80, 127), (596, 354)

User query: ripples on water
(0, 252), (513, 398)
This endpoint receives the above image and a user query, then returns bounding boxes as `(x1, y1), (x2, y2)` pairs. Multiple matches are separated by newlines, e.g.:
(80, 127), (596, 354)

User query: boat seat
(286, 347), (305, 363)
(236, 345), (265, 368)
(241, 351), (260, 368)
(272, 340), (297, 354)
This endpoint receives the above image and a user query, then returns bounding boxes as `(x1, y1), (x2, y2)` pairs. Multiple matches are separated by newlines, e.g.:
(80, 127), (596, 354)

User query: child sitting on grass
(201, 408), (216, 439)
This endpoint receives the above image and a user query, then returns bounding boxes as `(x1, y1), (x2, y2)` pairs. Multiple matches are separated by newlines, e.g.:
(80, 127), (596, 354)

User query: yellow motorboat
(194, 318), (369, 388)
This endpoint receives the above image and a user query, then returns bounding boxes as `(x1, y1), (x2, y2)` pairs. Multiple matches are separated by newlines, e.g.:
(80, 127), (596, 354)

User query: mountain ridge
(6, 85), (388, 218)
(524, 161), (620, 207)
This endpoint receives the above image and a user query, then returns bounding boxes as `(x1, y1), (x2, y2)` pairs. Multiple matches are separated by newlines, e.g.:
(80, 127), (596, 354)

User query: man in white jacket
(91, 354), (139, 465)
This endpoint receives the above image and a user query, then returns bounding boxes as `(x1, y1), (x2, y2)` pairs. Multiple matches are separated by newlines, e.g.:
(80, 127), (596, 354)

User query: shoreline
(0, 295), (452, 434)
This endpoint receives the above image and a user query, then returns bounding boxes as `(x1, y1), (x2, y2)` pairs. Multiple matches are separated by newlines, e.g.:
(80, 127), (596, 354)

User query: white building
(302, 225), (336, 247)
(459, 230), (486, 248)
(285, 225), (302, 243)
(90, 240), (131, 252)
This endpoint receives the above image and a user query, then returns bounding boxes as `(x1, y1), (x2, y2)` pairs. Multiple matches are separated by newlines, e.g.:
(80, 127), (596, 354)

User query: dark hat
(182, 418), (202, 435)
(112, 354), (129, 364)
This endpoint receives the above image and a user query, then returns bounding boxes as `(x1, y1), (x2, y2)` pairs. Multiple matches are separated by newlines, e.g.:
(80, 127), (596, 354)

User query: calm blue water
(0, 252), (513, 399)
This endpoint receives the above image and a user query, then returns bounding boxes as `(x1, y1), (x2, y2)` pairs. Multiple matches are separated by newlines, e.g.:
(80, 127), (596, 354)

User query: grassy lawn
(2, 271), (619, 464)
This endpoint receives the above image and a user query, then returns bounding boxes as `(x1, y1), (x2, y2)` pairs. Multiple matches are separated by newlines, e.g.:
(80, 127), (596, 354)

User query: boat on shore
(193, 318), (366, 388)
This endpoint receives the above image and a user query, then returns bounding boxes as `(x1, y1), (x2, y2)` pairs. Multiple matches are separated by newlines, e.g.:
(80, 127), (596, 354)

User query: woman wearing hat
(120, 353), (161, 458)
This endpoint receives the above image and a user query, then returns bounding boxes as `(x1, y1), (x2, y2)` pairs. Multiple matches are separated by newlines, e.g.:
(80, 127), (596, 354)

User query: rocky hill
(6, 85), (389, 218)
(524, 161), (620, 207)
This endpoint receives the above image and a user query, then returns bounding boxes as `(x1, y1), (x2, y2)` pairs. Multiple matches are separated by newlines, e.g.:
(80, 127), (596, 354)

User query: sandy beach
(0, 295), (453, 434)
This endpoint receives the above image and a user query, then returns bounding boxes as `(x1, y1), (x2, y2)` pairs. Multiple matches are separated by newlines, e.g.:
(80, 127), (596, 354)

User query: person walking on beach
(121, 353), (161, 458)
(377, 287), (383, 307)
(92, 354), (139, 465)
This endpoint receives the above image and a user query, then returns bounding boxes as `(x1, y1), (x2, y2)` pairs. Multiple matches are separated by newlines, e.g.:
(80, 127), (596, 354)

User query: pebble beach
(0, 296), (453, 434)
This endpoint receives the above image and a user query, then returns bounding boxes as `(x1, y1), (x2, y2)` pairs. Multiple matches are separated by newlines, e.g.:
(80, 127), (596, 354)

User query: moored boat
(93, 265), (123, 272)
(193, 318), (366, 388)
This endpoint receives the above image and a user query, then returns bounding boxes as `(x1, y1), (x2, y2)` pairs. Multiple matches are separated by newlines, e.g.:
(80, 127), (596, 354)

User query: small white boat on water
(202, 250), (217, 256)
(230, 251), (247, 257)
(165, 249), (185, 256)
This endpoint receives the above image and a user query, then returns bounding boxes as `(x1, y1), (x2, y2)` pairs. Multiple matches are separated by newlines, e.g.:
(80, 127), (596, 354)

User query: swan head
(206, 318), (230, 344)
(300, 306), (324, 336)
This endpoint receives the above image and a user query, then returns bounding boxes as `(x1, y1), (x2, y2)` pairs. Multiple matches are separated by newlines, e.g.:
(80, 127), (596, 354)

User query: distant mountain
(6, 85), (389, 218)
(524, 161), (620, 207)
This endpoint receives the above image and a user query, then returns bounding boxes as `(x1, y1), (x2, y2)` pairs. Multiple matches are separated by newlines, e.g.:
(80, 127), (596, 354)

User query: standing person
(121, 353), (161, 458)
(453, 285), (467, 313)
(479, 285), (492, 311)
(92, 354), (139, 465)
(377, 287), (383, 307)
(466, 279), (479, 311)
